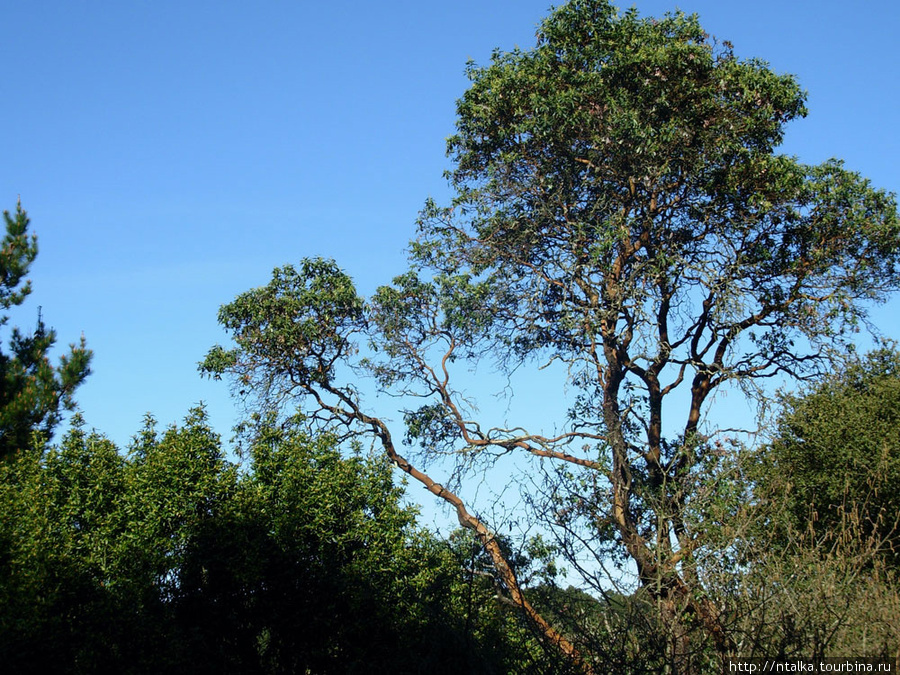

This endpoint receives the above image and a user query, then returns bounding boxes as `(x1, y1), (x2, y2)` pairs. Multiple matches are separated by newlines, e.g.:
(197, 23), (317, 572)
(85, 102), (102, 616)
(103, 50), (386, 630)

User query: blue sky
(2, 0), (898, 452)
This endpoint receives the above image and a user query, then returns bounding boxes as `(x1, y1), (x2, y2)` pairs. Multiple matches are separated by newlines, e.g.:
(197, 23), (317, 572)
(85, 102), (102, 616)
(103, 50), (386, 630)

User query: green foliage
(0, 408), (567, 673)
(0, 203), (91, 459)
(0, 202), (37, 312)
(0, 416), (129, 672)
(421, 0), (898, 362)
(201, 259), (364, 399)
(757, 348), (900, 561)
(675, 436), (900, 662)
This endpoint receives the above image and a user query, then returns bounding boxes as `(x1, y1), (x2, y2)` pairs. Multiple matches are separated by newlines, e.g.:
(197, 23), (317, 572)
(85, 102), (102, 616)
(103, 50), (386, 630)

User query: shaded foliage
(0, 409), (572, 673)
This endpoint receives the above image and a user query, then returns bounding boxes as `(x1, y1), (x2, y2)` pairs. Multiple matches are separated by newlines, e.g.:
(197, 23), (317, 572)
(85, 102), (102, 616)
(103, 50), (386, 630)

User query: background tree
(661, 370), (900, 664)
(0, 202), (91, 459)
(204, 1), (900, 671)
(0, 407), (563, 673)
(756, 347), (900, 563)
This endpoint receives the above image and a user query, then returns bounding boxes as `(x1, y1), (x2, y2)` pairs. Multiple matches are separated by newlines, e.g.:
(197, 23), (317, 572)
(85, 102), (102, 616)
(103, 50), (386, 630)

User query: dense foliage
(757, 348), (900, 563)
(0, 409), (572, 673)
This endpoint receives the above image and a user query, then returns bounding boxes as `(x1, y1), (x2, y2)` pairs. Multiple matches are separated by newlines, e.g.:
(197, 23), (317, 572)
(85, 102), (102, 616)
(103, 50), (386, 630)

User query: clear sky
(2, 0), (898, 452)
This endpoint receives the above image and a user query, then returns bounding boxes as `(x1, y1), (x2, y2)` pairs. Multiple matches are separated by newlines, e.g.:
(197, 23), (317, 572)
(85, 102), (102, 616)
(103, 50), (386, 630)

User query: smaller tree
(757, 347), (900, 562)
(0, 202), (91, 458)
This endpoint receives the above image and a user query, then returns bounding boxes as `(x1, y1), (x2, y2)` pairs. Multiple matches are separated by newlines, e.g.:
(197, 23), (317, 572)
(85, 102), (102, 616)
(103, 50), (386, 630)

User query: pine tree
(0, 202), (91, 458)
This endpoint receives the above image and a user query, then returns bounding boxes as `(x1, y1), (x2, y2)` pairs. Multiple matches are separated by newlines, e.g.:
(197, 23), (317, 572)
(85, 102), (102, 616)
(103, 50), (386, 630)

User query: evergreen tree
(0, 202), (91, 458)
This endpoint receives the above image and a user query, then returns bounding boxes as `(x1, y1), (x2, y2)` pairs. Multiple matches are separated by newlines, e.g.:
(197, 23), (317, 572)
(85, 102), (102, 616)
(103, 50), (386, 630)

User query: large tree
(202, 1), (900, 671)
(0, 202), (91, 458)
